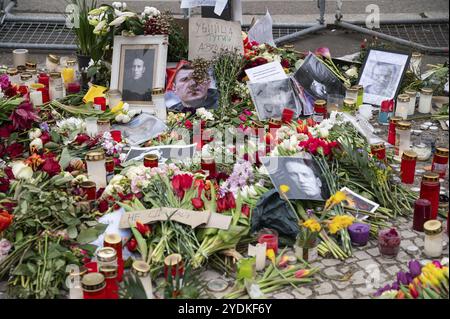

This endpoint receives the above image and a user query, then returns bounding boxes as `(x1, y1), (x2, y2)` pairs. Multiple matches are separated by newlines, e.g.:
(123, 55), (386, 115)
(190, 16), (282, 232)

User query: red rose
(4, 167), (14, 180)
(126, 237), (138, 252)
(98, 200), (109, 213)
(6, 143), (24, 159)
(191, 197), (204, 210)
(0, 177), (10, 193)
(185, 120), (193, 129)
(42, 157), (61, 176)
(75, 133), (90, 145)
(0, 144), (5, 158)
(0, 210), (13, 232)
(40, 132), (51, 145)
(0, 124), (13, 139)
(136, 221), (151, 237)
(281, 59), (290, 68)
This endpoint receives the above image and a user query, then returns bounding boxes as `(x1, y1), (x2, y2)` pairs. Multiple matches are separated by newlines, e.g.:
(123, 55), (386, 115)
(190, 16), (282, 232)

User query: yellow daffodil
(302, 219), (322, 232)
(280, 184), (290, 194)
(266, 249), (276, 264)
(324, 191), (348, 211)
(327, 215), (355, 234)
(328, 222), (341, 234)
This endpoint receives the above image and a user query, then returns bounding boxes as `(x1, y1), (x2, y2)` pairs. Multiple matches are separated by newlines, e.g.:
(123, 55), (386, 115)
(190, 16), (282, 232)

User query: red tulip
(172, 174), (194, 199)
(40, 132), (51, 145)
(241, 204), (251, 218)
(185, 120), (193, 129)
(126, 238), (138, 252)
(217, 197), (227, 213)
(136, 221), (151, 237)
(75, 133), (90, 145)
(225, 192), (236, 210)
(281, 58), (290, 68)
(98, 200), (109, 213)
(191, 197), (204, 210)
(0, 210), (13, 232)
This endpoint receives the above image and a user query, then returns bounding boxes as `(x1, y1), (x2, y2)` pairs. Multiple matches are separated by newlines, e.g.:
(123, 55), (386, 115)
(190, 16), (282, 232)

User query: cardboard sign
(248, 10), (275, 47)
(189, 17), (244, 60)
(119, 207), (233, 230)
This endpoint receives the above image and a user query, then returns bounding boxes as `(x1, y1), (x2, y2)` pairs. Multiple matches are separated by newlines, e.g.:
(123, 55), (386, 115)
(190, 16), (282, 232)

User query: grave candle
(400, 150), (417, 184)
(85, 150), (107, 188)
(419, 173), (440, 219)
(81, 273), (106, 299)
(201, 156), (216, 176)
(388, 116), (402, 145)
(132, 261), (153, 299)
(67, 82), (81, 94)
(395, 94), (410, 120)
(144, 154), (159, 168)
(257, 228), (278, 254)
(164, 254), (184, 280)
(424, 220), (443, 258)
(103, 233), (122, 282)
(282, 108), (295, 123)
(248, 242), (267, 271)
(29, 90), (43, 106)
(13, 49), (28, 67)
(80, 181), (96, 201)
(432, 147), (449, 178)
(110, 130), (122, 143)
(106, 89), (122, 109)
(99, 265), (118, 299)
(348, 223), (370, 246)
(418, 88), (433, 114)
(404, 89), (417, 115)
(412, 199), (431, 232)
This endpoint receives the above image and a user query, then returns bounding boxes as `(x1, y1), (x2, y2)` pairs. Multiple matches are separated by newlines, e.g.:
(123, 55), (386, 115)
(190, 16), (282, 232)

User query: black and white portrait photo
(165, 62), (219, 112)
(294, 53), (346, 100)
(248, 78), (299, 120)
(358, 49), (410, 105)
(261, 156), (329, 200)
(121, 48), (155, 102)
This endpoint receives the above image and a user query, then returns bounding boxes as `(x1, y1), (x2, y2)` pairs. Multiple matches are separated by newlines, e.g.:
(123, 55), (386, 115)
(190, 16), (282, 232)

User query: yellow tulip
(324, 191), (348, 211)
(266, 249), (276, 264)
(110, 101), (124, 113)
(280, 184), (290, 194)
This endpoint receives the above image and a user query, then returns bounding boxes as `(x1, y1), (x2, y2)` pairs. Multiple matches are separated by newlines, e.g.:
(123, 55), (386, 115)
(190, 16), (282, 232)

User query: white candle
(85, 117), (98, 138)
(85, 150), (107, 188)
(395, 94), (410, 120)
(29, 91), (43, 106)
(248, 242), (267, 271)
(418, 88), (433, 114)
(151, 88), (167, 122)
(404, 90), (417, 115)
(13, 49), (28, 67)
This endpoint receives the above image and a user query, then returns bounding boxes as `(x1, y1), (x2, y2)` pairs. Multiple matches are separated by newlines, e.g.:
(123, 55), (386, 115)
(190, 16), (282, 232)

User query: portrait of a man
(121, 48), (155, 102)
(362, 61), (400, 98)
(261, 156), (329, 200)
(294, 53), (345, 100)
(165, 62), (218, 112)
(248, 78), (298, 120)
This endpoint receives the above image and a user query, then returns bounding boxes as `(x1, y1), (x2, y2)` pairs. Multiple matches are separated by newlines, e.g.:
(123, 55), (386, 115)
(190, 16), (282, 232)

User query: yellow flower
(324, 191), (348, 211)
(280, 184), (290, 194)
(328, 222), (341, 234)
(110, 101), (124, 113)
(266, 249), (276, 263)
(302, 219), (322, 232)
(327, 215), (355, 234)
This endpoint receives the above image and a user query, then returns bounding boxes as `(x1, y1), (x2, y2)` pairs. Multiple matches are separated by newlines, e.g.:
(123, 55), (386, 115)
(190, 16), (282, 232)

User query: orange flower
(396, 291), (405, 299)
(0, 210), (13, 232)
(294, 269), (309, 278)
(25, 153), (44, 171)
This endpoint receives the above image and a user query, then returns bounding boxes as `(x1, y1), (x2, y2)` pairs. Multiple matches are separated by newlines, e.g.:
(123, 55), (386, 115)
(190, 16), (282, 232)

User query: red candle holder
(38, 73), (49, 87)
(201, 156), (216, 176)
(282, 108), (295, 123)
(313, 99), (328, 123)
(370, 143), (386, 161)
(412, 199), (431, 232)
(110, 130), (122, 143)
(257, 228), (279, 254)
(400, 151), (417, 184)
(82, 272), (106, 299)
(105, 158), (115, 173)
(388, 117), (402, 146)
(144, 154), (159, 168)
(432, 147), (449, 178)
(419, 173), (440, 220)
(103, 233), (123, 282)
(99, 266), (119, 299)
(80, 181), (97, 201)
(67, 82), (81, 94)
(84, 261), (98, 273)
(94, 97), (107, 111)
(164, 254), (184, 280)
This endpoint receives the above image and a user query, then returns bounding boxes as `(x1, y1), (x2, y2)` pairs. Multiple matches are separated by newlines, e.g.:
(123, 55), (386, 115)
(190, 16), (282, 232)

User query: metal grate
(377, 23), (449, 48)
(0, 21), (76, 47)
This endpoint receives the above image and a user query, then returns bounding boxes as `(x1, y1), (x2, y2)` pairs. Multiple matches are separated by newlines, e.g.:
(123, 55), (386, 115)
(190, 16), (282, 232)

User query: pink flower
(239, 114), (247, 122)
(9, 102), (40, 130)
(0, 74), (11, 90)
(42, 157), (61, 176)
(243, 109), (252, 116)
(315, 47), (331, 60)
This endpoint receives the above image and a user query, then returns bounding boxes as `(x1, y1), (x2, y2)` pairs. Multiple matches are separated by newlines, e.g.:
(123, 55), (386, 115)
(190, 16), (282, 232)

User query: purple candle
(348, 223), (370, 246)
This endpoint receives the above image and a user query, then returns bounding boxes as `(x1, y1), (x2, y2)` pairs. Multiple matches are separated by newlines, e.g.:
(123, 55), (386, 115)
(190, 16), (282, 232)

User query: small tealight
(406, 245), (419, 255)
(287, 255), (297, 265)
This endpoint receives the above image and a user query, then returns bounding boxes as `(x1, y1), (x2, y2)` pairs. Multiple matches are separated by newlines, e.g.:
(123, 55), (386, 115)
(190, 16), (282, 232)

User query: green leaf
(131, 227), (148, 261)
(77, 223), (108, 244)
(58, 147), (72, 170)
(50, 130), (61, 143)
(67, 225), (78, 239)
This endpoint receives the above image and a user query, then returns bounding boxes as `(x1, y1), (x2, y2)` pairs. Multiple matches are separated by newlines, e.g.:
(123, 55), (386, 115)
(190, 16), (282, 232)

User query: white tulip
(12, 161), (33, 181)
(30, 138), (43, 151)
(127, 110), (136, 118)
(115, 114), (125, 122)
(122, 114), (131, 123)
(28, 128), (42, 140)
(122, 103), (129, 112)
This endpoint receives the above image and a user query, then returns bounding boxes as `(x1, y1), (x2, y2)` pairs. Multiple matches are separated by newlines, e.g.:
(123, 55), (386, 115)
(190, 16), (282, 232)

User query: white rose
(28, 128), (42, 139)
(122, 114), (131, 123)
(248, 186), (258, 197)
(12, 161), (33, 181)
(319, 127), (329, 138)
(115, 113), (125, 122)
(109, 174), (125, 185)
(127, 110), (136, 118)
(112, 2), (122, 9)
(30, 138), (43, 151)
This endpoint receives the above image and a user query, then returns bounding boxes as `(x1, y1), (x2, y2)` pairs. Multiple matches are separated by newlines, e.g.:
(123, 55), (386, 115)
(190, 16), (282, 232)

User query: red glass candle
(80, 181), (96, 201)
(400, 151), (417, 184)
(282, 108), (295, 123)
(388, 116), (402, 146)
(432, 147), (449, 178)
(201, 156), (216, 176)
(257, 228), (279, 254)
(99, 266), (119, 299)
(419, 173), (440, 220)
(93, 97), (106, 111)
(370, 143), (386, 161)
(103, 234), (123, 282)
(144, 154), (159, 168)
(67, 82), (81, 94)
(313, 99), (328, 123)
(84, 261), (98, 273)
(18, 85), (28, 96)
(412, 199), (431, 232)
(251, 121), (265, 142)
(110, 130), (122, 143)
(82, 273), (106, 299)
(38, 73), (49, 87)
(105, 158), (115, 173)
(38, 87), (50, 103)
(164, 254), (184, 280)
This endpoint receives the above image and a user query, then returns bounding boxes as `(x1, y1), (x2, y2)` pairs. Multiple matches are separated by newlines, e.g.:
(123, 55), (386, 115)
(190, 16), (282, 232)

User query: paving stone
(414, 237), (424, 247)
(356, 286), (376, 297)
(366, 247), (381, 257)
(344, 258), (358, 264)
(273, 292), (294, 299)
(334, 281), (351, 289)
(377, 257), (398, 265)
(357, 259), (379, 269)
(386, 265), (401, 276)
(339, 266), (350, 273)
(321, 259), (342, 267)
(396, 251), (411, 262)
(323, 267), (342, 277)
(337, 288), (355, 299)
(354, 251), (371, 260)
(319, 294), (340, 299)
(0, 282), (7, 293)
(400, 239), (414, 249)
(292, 287), (313, 299)
(316, 282), (333, 295)
(350, 270), (367, 285)
(200, 270), (221, 281)
(401, 230), (418, 239)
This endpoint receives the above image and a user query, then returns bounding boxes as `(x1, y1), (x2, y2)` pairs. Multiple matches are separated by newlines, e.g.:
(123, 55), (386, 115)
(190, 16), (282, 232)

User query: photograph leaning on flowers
(0, 0), (449, 304)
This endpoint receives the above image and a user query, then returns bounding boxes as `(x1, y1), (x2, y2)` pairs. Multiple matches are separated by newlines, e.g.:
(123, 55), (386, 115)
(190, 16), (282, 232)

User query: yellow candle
(61, 67), (75, 84)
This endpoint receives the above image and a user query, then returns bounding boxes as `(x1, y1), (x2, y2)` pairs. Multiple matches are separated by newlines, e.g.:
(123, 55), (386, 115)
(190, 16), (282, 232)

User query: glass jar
(49, 72), (64, 100)
(97, 119), (110, 137)
(345, 86), (359, 101)
(20, 72), (33, 87)
(103, 233), (123, 282)
(38, 73), (50, 88)
(29, 90), (43, 106)
(62, 63), (75, 87)
(144, 154), (159, 168)
(431, 147), (449, 178)
(80, 181), (97, 201)
(257, 228), (279, 254)
(378, 228), (401, 258)
(412, 199), (431, 232)
(96, 247), (117, 269)
(348, 223), (370, 246)
(67, 266), (87, 299)
(132, 261), (153, 299)
(46, 54), (60, 73)
(395, 121), (411, 158)
(152, 88), (166, 122)
(419, 173), (440, 220)
(164, 254), (184, 280)
(418, 88), (433, 114)
(106, 89), (122, 109)
(99, 265), (119, 299)
(400, 150), (417, 184)
(404, 89), (417, 115)
(6, 67), (19, 85)
(294, 236), (319, 262)
(395, 94), (410, 120)
(342, 98), (357, 113)
(13, 48), (28, 67)
(81, 272), (106, 299)
(85, 150), (107, 188)
(201, 155), (217, 176)
(105, 157), (115, 184)
(85, 117), (98, 137)
(423, 220), (443, 258)
(94, 96), (107, 111)
(67, 82), (81, 94)
(387, 116), (402, 145)
(353, 85), (364, 107)
(37, 87), (50, 103)
(370, 142), (386, 161)
(313, 99), (327, 123)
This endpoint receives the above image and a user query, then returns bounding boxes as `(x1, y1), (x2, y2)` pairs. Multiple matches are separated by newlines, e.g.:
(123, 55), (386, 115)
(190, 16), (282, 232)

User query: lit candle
(348, 223), (370, 246)
(85, 151), (107, 189)
(29, 90), (43, 106)
(257, 228), (279, 254)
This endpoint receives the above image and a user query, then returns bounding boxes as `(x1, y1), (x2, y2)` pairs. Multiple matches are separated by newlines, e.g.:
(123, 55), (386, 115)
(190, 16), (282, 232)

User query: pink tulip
(315, 47), (332, 60)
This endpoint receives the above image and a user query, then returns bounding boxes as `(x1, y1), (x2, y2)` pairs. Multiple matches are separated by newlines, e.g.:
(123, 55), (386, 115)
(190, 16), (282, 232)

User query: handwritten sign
(248, 10), (275, 47)
(189, 17), (244, 60)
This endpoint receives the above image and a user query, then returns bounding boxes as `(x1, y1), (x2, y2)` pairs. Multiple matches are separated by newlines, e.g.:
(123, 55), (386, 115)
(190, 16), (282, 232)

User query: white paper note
(245, 61), (288, 84)
(248, 10), (275, 47)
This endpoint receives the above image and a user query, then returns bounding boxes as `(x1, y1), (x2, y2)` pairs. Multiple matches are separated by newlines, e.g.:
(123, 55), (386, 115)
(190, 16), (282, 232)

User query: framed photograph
(358, 49), (411, 106)
(248, 78), (299, 120)
(293, 53), (346, 100)
(339, 187), (379, 213)
(124, 144), (197, 163)
(260, 155), (330, 201)
(110, 35), (168, 109)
